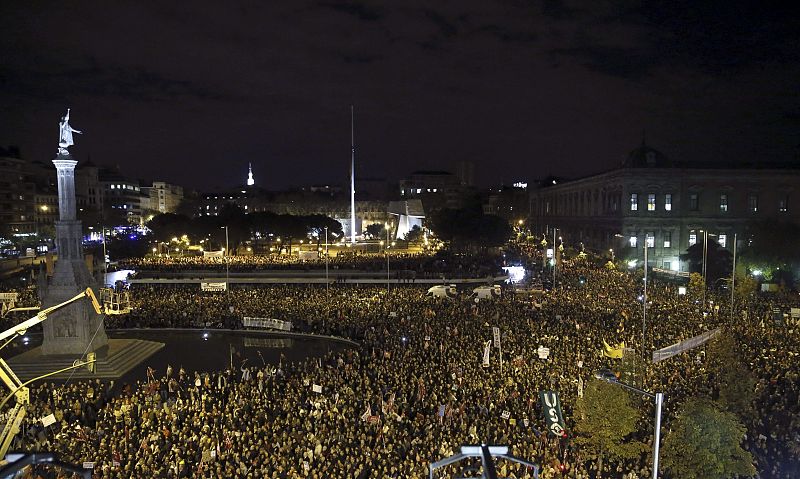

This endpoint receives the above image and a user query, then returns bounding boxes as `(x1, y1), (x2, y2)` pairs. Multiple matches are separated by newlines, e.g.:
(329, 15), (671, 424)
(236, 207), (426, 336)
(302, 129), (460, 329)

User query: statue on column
(58, 108), (82, 156)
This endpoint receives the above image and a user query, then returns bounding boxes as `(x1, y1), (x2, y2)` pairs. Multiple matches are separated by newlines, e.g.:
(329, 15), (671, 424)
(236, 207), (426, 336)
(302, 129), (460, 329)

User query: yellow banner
(603, 339), (625, 359)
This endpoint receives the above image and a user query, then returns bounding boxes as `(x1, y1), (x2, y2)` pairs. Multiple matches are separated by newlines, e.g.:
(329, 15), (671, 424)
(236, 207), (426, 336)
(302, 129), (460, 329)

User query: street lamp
(385, 222), (391, 293)
(324, 226), (329, 297)
(222, 226), (229, 293)
(595, 371), (664, 479)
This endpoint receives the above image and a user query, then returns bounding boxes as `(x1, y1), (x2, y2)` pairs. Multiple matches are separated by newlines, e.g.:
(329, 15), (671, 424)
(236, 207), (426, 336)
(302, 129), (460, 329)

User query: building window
(630, 193), (638, 211)
(665, 194), (672, 211)
(663, 231), (672, 248)
(647, 194), (656, 211)
(689, 233), (697, 246)
(663, 261), (672, 271)
(719, 234), (727, 248)
(749, 195), (758, 212)
(720, 194), (728, 212)
(779, 196), (789, 212)
(689, 193), (699, 211)
(646, 232), (655, 248)
(629, 235), (638, 248)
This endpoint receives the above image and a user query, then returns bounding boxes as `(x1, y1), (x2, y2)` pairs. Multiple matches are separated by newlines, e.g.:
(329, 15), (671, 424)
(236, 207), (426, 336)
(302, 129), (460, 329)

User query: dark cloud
(0, 1), (797, 190)
(318, 1), (383, 22)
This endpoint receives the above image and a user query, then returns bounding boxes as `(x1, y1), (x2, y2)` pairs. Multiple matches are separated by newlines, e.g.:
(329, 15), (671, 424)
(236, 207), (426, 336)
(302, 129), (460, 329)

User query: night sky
(1, 1), (799, 191)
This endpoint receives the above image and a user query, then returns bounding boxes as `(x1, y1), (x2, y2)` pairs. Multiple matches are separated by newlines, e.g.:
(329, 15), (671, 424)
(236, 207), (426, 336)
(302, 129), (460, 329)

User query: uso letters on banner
(539, 391), (566, 437)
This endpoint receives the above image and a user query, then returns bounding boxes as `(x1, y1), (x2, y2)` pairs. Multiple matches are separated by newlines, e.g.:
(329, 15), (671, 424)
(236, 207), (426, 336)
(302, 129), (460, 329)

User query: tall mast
(350, 105), (356, 244)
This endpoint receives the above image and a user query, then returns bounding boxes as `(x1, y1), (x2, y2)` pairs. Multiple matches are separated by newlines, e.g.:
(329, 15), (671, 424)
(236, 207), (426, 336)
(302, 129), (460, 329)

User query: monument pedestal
(38, 154), (108, 356)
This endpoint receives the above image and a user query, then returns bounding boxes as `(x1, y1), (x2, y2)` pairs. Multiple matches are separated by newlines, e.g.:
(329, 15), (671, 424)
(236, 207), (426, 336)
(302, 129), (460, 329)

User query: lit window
(664, 194), (672, 211)
(630, 193), (638, 211)
(110, 185), (115, 189)
(432, 188), (437, 193)
(416, 189), (422, 194)
(647, 194), (655, 211)
(689, 233), (697, 246)
(646, 232), (654, 248)
(720, 194), (728, 212)
(629, 235), (637, 248)
(719, 234), (727, 248)
(663, 231), (671, 248)
(748, 195), (758, 212)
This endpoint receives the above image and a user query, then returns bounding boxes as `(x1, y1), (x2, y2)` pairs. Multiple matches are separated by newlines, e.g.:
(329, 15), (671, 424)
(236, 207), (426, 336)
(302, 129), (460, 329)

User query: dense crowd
(118, 251), (504, 279)
(5, 255), (800, 478)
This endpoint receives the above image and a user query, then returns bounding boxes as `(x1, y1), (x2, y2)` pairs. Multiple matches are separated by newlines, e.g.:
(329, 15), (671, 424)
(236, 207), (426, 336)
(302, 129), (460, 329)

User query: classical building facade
(530, 144), (800, 271)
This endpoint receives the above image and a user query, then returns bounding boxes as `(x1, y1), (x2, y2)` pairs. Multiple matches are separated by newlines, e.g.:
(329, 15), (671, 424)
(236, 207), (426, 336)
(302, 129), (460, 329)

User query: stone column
(40, 154), (108, 355)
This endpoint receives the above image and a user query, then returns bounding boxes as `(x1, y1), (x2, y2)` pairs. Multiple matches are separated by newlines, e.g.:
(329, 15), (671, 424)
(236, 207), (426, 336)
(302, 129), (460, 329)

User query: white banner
(493, 327), (501, 348)
(791, 308), (800, 319)
(652, 328), (720, 363)
(501, 410), (511, 420)
(41, 414), (56, 427)
(312, 384), (322, 393)
(0, 293), (18, 302)
(537, 346), (550, 360)
(201, 282), (227, 292)
(482, 340), (491, 368)
(242, 317), (292, 332)
(82, 462), (94, 469)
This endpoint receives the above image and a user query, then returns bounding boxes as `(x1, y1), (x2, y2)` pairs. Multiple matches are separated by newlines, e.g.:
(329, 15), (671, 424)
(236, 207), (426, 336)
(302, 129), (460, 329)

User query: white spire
(350, 105), (356, 244)
(247, 162), (255, 186)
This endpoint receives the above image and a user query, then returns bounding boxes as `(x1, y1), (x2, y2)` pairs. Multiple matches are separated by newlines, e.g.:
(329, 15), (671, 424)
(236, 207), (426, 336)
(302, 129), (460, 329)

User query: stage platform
(6, 339), (164, 381)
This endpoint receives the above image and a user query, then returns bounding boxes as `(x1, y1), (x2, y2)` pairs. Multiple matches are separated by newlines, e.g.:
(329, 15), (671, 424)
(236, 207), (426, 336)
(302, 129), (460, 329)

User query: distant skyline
(1, 1), (799, 190)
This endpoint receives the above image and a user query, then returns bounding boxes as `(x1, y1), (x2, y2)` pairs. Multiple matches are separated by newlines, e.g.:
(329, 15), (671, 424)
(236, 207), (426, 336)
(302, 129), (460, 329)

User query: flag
(603, 339), (624, 359)
(482, 340), (491, 368)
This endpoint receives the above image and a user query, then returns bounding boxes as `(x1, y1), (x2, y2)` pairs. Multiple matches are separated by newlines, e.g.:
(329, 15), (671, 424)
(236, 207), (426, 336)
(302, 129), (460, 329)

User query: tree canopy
(680, 238), (732, 285)
(428, 207), (511, 251)
(661, 398), (756, 479)
(573, 379), (647, 476)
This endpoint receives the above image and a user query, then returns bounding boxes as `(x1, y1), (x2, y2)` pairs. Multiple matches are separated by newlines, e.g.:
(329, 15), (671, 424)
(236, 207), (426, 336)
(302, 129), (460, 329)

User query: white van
(427, 285), (457, 298)
(472, 285), (502, 300)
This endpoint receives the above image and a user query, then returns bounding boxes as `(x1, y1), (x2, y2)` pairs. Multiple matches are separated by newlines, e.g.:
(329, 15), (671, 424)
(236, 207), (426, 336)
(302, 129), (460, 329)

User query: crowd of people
(118, 251), (504, 280)
(3, 251), (799, 478)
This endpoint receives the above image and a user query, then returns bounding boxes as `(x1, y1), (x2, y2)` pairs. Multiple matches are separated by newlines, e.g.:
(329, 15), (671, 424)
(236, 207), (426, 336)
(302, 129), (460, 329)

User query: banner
(200, 282), (226, 292)
(312, 384), (322, 394)
(603, 340), (624, 359)
(652, 328), (720, 363)
(537, 346), (550, 360)
(242, 317), (292, 332)
(539, 391), (566, 437)
(482, 340), (491, 368)
(243, 337), (293, 348)
(41, 414), (56, 427)
(492, 327), (501, 348)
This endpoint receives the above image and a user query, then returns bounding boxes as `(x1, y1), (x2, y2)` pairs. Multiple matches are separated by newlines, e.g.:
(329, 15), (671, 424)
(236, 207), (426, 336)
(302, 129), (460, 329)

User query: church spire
(247, 162), (255, 186)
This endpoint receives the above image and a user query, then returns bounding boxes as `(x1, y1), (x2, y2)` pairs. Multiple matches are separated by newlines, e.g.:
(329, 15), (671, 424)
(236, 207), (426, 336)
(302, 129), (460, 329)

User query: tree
(688, 273), (705, 302)
(707, 335), (755, 420)
(364, 223), (386, 240)
(429, 207), (511, 251)
(661, 398), (756, 479)
(404, 225), (423, 242)
(573, 379), (647, 477)
(739, 219), (800, 286)
(680, 238), (732, 285)
(147, 213), (193, 243)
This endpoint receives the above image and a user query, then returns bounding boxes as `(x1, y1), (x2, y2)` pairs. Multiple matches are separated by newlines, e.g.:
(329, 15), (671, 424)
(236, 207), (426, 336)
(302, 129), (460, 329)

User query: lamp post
(595, 372), (664, 479)
(701, 229), (708, 307)
(324, 226), (329, 296)
(643, 242), (648, 369)
(222, 226), (229, 293)
(385, 222), (391, 293)
(730, 232), (737, 321)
